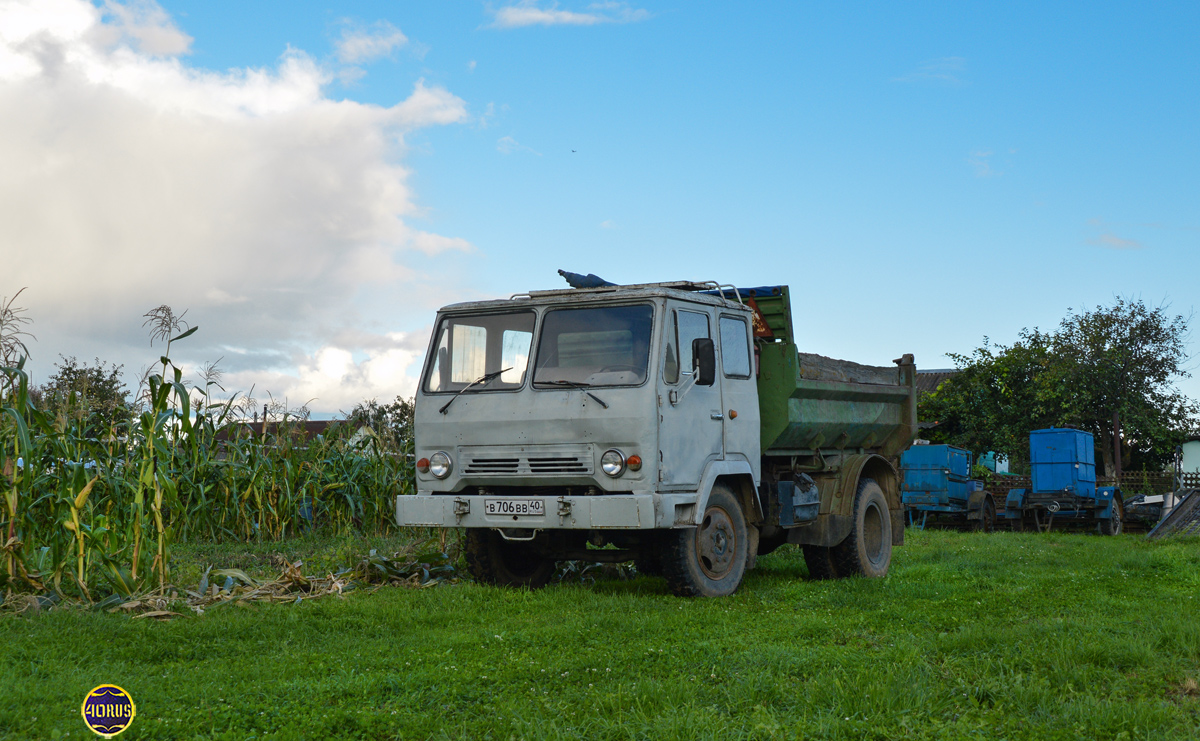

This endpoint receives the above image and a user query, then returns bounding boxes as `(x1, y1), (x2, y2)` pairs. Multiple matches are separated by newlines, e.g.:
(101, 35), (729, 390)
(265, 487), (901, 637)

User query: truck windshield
(423, 311), (535, 393)
(533, 304), (654, 387)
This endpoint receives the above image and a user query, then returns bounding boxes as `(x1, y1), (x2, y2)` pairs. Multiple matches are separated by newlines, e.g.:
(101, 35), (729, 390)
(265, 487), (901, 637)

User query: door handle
(710, 412), (724, 420)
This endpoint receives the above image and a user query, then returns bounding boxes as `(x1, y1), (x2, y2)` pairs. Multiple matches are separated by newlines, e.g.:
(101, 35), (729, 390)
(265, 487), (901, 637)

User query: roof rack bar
(514, 279), (750, 306)
(717, 284), (744, 305)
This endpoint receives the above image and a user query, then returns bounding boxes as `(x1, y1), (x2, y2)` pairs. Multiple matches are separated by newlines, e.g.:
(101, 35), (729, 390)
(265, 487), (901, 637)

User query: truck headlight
(600, 449), (625, 477)
(429, 451), (453, 479)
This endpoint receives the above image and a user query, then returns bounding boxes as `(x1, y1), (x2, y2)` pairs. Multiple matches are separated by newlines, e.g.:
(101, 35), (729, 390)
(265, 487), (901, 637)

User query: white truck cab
(398, 279), (916, 596)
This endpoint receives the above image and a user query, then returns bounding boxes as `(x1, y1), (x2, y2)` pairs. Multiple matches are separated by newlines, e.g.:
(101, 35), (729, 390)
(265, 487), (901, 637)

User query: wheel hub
(697, 507), (737, 579)
(863, 502), (884, 564)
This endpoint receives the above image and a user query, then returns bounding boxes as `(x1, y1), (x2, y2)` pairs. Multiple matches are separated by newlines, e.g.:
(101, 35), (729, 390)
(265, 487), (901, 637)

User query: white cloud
(410, 232), (474, 255)
(96, 0), (191, 55)
(497, 135), (540, 155)
(599, 219), (616, 229)
(222, 330), (429, 412)
(1089, 233), (1145, 250)
(894, 57), (966, 85)
(488, 1), (649, 29)
(476, 101), (496, 129)
(467, 59), (477, 72)
(1084, 218), (1147, 250)
(334, 20), (407, 65)
(0, 0), (472, 412)
(967, 150), (996, 177)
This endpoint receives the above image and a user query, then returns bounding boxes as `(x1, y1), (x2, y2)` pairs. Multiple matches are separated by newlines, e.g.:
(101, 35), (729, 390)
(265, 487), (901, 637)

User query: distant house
(1182, 435), (1200, 473)
(915, 369), (958, 432)
(915, 368), (958, 399)
(215, 419), (340, 445)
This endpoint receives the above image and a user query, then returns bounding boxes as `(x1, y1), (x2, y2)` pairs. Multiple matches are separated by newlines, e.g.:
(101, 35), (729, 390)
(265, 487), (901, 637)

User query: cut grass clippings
(3, 529), (1199, 740)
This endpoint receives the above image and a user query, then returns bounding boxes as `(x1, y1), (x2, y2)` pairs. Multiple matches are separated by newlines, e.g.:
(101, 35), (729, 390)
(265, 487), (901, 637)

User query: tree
(40, 356), (130, 435)
(921, 298), (1197, 474)
(346, 396), (415, 453)
(1046, 298), (1196, 475)
(919, 331), (1055, 471)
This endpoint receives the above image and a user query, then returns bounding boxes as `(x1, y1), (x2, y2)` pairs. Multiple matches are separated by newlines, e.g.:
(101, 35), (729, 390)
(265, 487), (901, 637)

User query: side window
(663, 311), (679, 384)
(677, 310), (710, 378)
(719, 316), (751, 378)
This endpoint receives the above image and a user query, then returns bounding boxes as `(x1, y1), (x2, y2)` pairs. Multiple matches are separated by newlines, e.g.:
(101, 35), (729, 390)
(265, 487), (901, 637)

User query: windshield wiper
(539, 379), (609, 409)
(439, 368), (512, 414)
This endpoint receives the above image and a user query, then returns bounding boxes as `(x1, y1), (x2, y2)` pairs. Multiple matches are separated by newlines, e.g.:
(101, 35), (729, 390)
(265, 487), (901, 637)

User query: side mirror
(692, 338), (716, 386)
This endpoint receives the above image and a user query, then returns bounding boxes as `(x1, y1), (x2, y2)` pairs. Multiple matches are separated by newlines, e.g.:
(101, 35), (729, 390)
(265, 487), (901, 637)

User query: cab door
(717, 313), (761, 479)
(657, 303), (724, 489)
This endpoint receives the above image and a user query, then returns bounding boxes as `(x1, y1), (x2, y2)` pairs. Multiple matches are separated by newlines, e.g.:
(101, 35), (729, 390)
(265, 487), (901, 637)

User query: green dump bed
(742, 286), (917, 460)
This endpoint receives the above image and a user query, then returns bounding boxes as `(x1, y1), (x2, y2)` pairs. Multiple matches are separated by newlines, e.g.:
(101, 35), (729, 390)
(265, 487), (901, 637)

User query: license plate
(484, 499), (545, 517)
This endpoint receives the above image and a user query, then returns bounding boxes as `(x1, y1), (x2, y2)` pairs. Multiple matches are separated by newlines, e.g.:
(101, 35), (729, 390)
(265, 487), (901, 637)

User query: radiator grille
(460, 445), (593, 476)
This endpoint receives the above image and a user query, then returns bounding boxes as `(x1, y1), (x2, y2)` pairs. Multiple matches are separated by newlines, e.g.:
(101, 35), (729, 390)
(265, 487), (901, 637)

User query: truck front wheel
(833, 477), (892, 578)
(464, 529), (555, 588)
(661, 485), (749, 597)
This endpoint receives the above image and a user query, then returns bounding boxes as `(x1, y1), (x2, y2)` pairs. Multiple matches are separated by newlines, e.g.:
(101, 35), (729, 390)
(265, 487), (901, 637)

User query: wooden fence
(982, 471), (1200, 495)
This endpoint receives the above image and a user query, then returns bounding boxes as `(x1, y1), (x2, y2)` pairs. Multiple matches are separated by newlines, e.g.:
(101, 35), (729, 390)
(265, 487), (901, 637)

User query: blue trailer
(900, 444), (997, 531)
(1003, 428), (1124, 534)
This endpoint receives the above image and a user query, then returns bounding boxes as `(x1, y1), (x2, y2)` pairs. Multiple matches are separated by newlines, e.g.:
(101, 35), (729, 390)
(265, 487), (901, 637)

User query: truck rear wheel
(661, 484), (749, 597)
(833, 477), (892, 578)
(464, 529), (555, 588)
(802, 545), (839, 580)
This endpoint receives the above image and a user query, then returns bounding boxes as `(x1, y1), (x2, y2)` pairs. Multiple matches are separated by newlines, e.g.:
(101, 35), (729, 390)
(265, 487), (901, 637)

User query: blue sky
(3, 0), (1198, 412)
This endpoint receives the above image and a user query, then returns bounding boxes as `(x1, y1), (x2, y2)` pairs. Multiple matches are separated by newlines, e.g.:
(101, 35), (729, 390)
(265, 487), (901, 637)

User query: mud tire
(661, 484), (749, 597)
(802, 545), (839, 580)
(832, 477), (892, 578)
(464, 529), (555, 588)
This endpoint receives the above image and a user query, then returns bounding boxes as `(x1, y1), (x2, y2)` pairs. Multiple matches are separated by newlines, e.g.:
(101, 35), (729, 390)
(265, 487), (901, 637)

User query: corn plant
(1, 308), (415, 602)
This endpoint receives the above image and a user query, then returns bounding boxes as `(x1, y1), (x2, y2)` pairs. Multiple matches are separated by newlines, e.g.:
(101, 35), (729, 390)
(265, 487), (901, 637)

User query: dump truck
(900, 443), (997, 530)
(396, 279), (917, 596)
(1003, 428), (1124, 534)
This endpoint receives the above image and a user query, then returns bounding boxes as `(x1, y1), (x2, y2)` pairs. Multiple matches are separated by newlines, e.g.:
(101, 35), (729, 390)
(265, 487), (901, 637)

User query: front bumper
(397, 491), (698, 529)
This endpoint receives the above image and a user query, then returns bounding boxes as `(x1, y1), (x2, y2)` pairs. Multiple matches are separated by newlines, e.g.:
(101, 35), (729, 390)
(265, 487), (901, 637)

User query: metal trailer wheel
(802, 545), (840, 580)
(464, 529), (555, 588)
(1099, 498), (1124, 536)
(661, 484), (750, 597)
(833, 477), (892, 578)
(974, 496), (997, 533)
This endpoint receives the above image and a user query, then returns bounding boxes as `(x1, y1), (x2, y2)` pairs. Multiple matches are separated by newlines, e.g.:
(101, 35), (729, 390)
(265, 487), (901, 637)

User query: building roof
(215, 419), (340, 442)
(916, 369), (958, 397)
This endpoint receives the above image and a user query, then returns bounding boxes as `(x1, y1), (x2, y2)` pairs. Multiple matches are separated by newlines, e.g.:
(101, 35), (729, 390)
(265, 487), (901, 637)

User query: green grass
(3, 529), (1199, 740)
(166, 530), (443, 588)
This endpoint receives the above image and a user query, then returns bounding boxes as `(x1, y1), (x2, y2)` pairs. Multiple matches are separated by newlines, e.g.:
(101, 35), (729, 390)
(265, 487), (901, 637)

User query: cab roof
(437, 281), (758, 314)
